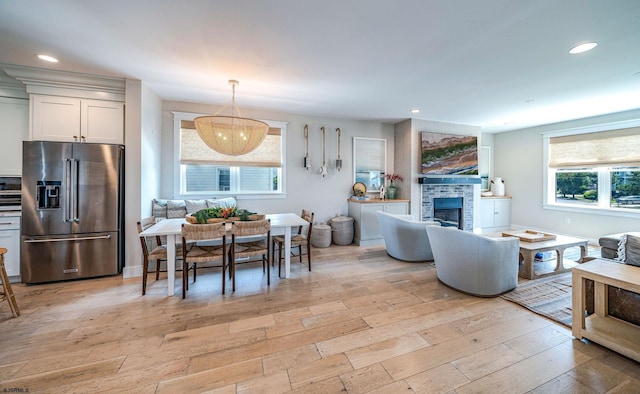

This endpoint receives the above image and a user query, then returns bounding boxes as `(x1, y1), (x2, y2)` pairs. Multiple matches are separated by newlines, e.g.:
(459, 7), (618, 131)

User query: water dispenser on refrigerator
(36, 181), (61, 209)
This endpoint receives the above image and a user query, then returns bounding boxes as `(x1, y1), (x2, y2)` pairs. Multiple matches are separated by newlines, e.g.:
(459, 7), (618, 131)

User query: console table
(572, 258), (640, 362)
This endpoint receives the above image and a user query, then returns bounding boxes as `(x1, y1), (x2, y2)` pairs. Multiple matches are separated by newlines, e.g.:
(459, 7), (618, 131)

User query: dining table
(139, 212), (309, 296)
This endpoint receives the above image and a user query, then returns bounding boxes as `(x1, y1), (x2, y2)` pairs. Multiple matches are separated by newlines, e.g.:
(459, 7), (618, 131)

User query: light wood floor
(1, 244), (639, 393)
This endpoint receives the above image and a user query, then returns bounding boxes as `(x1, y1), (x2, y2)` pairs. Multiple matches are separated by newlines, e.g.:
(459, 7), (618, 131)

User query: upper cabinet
(31, 95), (124, 144)
(0, 97), (29, 176)
(3, 65), (126, 145)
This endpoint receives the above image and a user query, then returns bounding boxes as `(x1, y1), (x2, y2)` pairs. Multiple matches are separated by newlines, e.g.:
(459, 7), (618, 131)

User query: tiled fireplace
(421, 182), (475, 231)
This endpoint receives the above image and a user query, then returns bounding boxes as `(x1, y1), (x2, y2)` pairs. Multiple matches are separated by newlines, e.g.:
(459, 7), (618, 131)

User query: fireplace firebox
(433, 197), (463, 229)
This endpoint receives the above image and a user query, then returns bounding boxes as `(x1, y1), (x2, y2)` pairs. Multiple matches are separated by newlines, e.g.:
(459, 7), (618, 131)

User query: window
(611, 167), (640, 209)
(174, 112), (287, 197)
(544, 122), (640, 214)
(554, 169), (598, 207)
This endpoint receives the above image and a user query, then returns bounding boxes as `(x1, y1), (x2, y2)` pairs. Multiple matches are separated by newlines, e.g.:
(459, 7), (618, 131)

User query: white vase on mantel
(491, 177), (505, 196)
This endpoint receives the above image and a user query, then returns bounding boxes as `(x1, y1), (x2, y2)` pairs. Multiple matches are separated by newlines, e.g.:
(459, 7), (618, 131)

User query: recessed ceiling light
(569, 42), (598, 54)
(36, 54), (58, 63)
(410, 108), (420, 114)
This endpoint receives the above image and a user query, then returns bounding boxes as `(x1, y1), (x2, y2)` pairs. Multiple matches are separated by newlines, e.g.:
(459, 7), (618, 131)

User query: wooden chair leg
(278, 243), (283, 277)
(142, 256), (149, 295)
(231, 245), (236, 292)
(0, 260), (19, 318)
(193, 263), (197, 283)
(222, 257), (226, 295)
(232, 258), (236, 292)
(266, 253), (270, 286)
(182, 259), (188, 299)
(155, 260), (160, 280)
(298, 245), (303, 263)
(307, 243), (312, 271)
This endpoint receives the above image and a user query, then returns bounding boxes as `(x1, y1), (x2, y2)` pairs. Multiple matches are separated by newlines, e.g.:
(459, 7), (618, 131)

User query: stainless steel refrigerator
(21, 141), (124, 284)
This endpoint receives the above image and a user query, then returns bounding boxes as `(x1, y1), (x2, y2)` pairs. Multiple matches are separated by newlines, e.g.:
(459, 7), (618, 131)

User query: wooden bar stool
(0, 248), (20, 317)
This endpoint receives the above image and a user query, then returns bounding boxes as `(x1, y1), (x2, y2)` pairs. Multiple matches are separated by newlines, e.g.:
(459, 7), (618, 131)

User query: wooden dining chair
(181, 222), (229, 298)
(137, 217), (187, 295)
(272, 209), (314, 275)
(0, 247), (20, 318)
(230, 219), (271, 292)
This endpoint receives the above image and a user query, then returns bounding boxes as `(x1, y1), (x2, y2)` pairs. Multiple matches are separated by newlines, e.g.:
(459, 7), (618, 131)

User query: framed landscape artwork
(421, 132), (478, 175)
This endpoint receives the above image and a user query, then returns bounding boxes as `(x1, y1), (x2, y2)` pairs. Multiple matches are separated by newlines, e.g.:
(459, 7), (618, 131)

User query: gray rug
(501, 273), (572, 327)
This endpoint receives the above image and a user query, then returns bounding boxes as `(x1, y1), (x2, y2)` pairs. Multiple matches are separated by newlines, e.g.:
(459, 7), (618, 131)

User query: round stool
(311, 224), (331, 248)
(329, 216), (354, 245)
(0, 248), (20, 318)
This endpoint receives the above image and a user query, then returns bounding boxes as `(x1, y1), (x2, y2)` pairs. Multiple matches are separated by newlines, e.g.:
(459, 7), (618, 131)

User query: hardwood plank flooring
(1, 244), (639, 393)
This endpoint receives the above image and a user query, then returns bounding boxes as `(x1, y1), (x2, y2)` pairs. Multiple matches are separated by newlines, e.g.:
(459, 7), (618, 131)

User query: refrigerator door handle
(72, 158), (80, 222)
(23, 234), (112, 243)
(64, 158), (72, 222)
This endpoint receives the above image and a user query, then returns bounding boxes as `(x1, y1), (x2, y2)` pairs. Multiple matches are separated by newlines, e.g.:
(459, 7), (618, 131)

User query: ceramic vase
(491, 177), (505, 196)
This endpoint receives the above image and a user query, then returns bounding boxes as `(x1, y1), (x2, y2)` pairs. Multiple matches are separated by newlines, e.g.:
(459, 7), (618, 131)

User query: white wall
(160, 100), (395, 225)
(123, 80), (162, 277)
(140, 84), (163, 215)
(494, 108), (640, 241)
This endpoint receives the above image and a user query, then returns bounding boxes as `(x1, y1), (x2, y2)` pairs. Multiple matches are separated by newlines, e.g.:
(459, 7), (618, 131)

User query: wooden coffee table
(504, 232), (588, 279)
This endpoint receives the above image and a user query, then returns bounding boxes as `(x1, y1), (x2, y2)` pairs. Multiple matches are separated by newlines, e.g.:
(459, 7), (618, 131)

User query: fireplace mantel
(417, 177), (481, 185)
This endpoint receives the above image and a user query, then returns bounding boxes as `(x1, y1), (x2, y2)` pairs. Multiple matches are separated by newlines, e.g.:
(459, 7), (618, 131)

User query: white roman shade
(549, 127), (640, 168)
(180, 120), (282, 167)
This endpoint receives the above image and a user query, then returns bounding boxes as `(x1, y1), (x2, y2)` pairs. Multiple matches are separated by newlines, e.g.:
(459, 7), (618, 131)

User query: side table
(572, 258), (640, 362)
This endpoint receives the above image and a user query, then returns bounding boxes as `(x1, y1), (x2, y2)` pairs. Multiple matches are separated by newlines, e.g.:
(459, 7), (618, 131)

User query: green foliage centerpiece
(187, 205), (262, 224)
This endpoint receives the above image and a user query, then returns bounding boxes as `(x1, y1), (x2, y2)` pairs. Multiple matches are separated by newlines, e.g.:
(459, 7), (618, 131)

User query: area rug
(500, 272), (572, 327)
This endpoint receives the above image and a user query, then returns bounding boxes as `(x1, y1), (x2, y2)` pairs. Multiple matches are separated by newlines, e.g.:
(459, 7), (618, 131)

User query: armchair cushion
(376, 211), (440, 262)
(426, 226), (520, 297)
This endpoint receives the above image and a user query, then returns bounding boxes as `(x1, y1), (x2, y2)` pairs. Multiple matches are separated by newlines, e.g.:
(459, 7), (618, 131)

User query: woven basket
(311, 224), (332, 248)
(329, 216), (354, 245)
(185, 214), (240, 224)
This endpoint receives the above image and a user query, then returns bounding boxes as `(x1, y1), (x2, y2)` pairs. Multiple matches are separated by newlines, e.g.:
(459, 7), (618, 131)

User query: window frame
(542, 118), (640, 218)
(173, 111), (287, 199)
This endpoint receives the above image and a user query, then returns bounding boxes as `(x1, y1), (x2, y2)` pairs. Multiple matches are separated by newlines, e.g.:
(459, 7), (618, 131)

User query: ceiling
(1, 0), (639, 133)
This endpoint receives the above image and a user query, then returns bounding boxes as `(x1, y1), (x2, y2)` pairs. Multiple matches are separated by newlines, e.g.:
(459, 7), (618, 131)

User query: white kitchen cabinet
(31, 95), (124, 144)
(480, 197), (511, 231)
(0, 215), (21, 280)
(348, 199), (409, 245)
(0, 97), (29, 175)
(80, 99), (125, 144)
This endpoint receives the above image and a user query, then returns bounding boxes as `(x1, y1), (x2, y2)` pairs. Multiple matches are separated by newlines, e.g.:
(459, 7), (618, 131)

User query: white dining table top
(139, 212), (308, 237)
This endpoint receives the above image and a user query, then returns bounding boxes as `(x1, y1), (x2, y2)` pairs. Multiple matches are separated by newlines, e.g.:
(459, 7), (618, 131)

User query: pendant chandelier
(194, 80), (269, 156)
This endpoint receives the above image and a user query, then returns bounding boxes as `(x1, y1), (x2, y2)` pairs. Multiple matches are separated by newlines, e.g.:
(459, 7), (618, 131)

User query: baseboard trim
(123, 265), (142, 278)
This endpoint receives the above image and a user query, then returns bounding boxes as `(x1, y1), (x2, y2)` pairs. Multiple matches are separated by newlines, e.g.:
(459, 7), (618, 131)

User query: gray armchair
(426, 226), (519, 297)
(376, 211), (440, 262)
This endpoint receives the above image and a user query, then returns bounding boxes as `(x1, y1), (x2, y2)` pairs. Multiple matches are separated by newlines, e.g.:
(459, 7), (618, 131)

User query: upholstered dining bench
(152, 196), (240, 220)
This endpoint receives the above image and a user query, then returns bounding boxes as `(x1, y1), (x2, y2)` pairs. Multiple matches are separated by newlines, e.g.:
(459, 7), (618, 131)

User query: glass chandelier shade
(194, 80), (269, 156)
